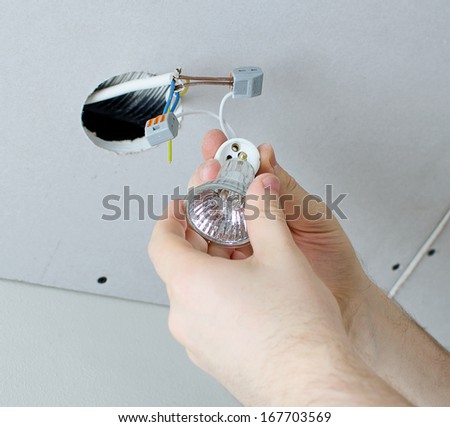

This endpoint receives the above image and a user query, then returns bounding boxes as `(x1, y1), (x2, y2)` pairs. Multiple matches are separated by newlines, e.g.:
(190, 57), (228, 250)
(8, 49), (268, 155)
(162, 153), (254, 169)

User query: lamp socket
(214, 138), (260, 173)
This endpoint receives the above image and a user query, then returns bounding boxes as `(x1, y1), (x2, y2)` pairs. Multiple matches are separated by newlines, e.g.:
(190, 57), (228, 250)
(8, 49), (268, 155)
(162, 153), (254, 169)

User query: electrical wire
(163, 80), (175, 114)
(84, 73), (174, 105)
(219, 92), (233, 138)
(177, 82), (232, 88)
(179, 75), (233, 82)
(166, 104), (175, 163)
(171, 92), (181, 112)
(167, 139), (173, 163)
(85, 72), (233, 104)
(177, 110), (237, 138)
(85, 73), (233, 105)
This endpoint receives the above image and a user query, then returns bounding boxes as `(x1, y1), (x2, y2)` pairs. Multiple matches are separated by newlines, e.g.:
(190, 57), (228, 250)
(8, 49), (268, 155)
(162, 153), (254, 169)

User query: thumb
(258, 144), (336, 234)
(245, 173), (296, 259)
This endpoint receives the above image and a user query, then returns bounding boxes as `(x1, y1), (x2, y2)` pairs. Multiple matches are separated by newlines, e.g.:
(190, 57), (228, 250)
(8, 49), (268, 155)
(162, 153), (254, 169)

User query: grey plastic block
(145, 112), (179, 147)
(231, 66), (263, 98)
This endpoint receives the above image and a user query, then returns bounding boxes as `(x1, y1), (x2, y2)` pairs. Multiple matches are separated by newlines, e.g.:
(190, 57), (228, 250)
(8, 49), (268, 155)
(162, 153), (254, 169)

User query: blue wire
(171, 92), (180, 112)
(163, 80), (175, 114)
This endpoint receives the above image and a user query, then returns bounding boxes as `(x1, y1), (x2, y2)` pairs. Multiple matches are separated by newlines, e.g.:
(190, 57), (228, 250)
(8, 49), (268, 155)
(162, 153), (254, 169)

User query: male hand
(148, 130), (408, 406)
(191, 130), (371, 326)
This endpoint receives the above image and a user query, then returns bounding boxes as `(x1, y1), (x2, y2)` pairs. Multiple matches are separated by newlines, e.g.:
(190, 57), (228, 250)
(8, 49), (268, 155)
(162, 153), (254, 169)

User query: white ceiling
(1, 1), (449, 305)
(396, 219), (450, 349)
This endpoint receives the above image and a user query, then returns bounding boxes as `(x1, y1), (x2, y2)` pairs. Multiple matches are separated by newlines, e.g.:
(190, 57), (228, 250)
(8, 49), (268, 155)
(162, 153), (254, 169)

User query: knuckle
(165, 261), (200, 300)
(284, 173), (299, 194)
(259, 197), (286, 222)
(305, 199), (331, 221)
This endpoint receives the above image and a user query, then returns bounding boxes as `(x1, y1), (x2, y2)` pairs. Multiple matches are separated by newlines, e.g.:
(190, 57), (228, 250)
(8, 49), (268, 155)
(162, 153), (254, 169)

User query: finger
(230, 251), (247, 260)
(257, 143), (277, 176)
(245, 173), (299, 260)
(207, 243), (235, 259)
(273, 163), (337, 233)
(231, 245), (253, 260)
(202, 129), (228, 160)
(187, 158), (221, 188)
(185, 228), (208, 253)
(257, 144), (338, 233)
(257, 143), (309, 203)
(207, 243), (253, 259)
(149, 201), (207, 283)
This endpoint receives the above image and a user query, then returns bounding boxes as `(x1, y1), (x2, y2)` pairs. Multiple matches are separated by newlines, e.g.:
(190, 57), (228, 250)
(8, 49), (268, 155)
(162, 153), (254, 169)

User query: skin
(149, 129), (450, 406)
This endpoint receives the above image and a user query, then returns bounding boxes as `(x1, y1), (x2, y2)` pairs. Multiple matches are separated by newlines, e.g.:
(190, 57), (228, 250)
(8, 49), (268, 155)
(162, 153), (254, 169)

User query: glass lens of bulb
(185, 159), (255, 247)
(187, 187), (248, 246)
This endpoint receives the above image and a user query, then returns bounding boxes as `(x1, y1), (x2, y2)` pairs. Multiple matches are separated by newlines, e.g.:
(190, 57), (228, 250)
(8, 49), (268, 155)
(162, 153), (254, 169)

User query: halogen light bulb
(186, 138), (260, 247)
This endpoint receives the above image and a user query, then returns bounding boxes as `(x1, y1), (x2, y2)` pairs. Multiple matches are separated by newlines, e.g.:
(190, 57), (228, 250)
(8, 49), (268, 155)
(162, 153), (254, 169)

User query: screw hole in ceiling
(81, 71), (169, 154)
(97, 276), (108, 284)
(427, 248), (436, 256)
(392, 263), (400, 271)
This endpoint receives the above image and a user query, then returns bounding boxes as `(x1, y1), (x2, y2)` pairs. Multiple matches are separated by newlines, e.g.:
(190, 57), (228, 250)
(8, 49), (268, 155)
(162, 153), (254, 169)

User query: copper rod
(179, 75), (233, 82)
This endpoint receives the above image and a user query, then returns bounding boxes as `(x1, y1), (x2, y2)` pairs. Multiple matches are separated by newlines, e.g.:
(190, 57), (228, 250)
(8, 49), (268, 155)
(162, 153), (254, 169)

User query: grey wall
(1, 0), (449, 303)
(0, 277), (238, 406)
(1, 0), (449, 406)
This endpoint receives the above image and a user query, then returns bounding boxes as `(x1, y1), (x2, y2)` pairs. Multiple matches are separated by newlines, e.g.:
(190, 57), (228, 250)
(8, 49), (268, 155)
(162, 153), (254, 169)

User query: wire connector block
(231, 66), (263, 98)
(145, 112), (179, 147)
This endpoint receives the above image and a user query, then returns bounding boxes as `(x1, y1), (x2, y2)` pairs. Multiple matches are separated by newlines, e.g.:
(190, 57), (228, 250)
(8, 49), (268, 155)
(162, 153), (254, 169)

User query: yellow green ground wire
(167, 105), (172, 163)
(167, 139), (172, 163)
(167, 80), (190, 163)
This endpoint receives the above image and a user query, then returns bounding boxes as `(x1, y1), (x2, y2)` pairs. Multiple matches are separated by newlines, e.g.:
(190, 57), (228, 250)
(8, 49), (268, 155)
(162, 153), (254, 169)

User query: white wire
(219, 92), (234, 139)
(177, 110), (237, 138)
(388, 207), (450, 298)
(84, 73), (173, 105)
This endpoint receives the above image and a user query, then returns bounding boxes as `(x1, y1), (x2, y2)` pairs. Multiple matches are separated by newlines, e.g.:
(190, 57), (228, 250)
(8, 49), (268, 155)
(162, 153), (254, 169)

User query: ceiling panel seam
(389, 207), (450, 298)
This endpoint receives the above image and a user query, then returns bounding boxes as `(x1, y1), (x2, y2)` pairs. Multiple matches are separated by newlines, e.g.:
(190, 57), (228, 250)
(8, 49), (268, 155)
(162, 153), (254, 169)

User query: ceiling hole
(226, 155), (232, 160)
(97, 276), (108, 284)
(81, 71), (171, 154)
(427, 248), (436, 256)
(392, 263), (400, 271)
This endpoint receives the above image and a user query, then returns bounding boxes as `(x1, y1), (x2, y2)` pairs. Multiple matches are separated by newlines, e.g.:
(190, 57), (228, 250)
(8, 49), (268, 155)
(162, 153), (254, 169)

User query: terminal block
(231, 66), (263, 98)
(145, 112), (179, 147)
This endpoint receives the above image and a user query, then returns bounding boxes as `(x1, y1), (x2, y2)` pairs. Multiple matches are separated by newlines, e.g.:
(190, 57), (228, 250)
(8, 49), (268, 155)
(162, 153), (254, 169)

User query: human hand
(148, 130), (408, 406)
(193, 130), (372, 329)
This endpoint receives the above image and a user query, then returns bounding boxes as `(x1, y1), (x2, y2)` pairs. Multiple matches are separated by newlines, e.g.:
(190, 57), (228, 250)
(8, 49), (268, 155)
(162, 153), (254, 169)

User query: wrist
(260, 332), (409, 406)
(258, 333), (350, 406)
(344, 278), (393, 368)
(339, 272), (374, 334)
(343, 280), (450, 406)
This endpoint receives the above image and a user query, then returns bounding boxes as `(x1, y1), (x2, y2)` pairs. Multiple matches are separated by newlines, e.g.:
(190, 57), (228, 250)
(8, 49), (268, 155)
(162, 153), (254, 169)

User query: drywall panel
(1, 1), (450, 304)
(0, 277), (238, 406)
(395, 221), (450, 350)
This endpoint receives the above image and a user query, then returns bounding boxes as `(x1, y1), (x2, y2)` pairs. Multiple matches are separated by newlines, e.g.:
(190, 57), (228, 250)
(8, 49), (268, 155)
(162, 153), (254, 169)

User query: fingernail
(262, 175), (280, 193)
